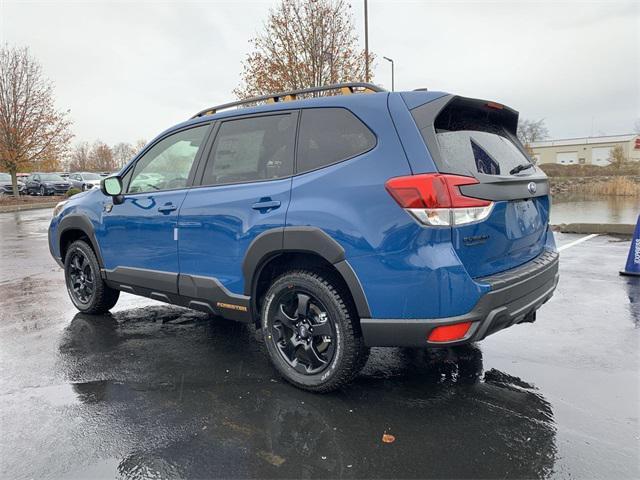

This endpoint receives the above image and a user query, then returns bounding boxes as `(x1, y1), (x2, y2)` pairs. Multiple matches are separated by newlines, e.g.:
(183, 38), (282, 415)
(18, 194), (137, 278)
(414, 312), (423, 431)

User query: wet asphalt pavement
(0, 209), (638, 479)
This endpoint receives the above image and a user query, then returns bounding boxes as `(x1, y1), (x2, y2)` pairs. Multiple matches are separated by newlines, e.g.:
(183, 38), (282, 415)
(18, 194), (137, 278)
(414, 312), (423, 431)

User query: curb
(552, 223), (635, 235)
(0, 202), (58, 213)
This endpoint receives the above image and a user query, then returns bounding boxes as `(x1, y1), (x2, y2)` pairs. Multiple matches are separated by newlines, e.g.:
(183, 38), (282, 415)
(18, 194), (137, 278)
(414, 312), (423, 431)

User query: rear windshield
(437, 130), (529, 176)
(412, 97), (531, 177)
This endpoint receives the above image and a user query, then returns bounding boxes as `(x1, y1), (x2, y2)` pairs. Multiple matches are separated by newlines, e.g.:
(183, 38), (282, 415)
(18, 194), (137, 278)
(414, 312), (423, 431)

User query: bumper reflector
(428, 321), (472, 343)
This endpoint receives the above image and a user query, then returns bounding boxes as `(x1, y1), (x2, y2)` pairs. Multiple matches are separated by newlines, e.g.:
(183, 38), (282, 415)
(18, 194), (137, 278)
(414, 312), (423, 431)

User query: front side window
(296, 108), (376, 173)
(128, 125), (208, 193)
(201, 114), (295, 186)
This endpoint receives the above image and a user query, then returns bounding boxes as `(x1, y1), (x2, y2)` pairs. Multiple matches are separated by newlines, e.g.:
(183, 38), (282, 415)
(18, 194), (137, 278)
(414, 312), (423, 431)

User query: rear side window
(297, 108), (375, 173)
(202, 113), (295, 186)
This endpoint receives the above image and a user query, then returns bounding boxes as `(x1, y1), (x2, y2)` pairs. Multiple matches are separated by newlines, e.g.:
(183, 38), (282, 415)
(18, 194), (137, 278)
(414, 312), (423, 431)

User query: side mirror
(100, 176), (124, 205)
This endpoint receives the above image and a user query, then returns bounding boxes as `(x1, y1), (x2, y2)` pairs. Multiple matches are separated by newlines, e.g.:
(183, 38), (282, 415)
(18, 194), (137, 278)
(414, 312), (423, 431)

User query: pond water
(550, 194), (640, 225)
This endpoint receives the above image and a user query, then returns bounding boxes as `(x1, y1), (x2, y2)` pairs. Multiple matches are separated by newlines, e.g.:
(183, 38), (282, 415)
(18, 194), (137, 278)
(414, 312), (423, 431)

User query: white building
(530, 134), (640, 166)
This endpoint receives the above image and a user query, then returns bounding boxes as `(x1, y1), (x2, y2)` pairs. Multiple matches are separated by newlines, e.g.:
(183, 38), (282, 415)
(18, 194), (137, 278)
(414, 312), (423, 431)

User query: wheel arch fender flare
(242, 227), (372, 319)
(57, 214), (105, 268)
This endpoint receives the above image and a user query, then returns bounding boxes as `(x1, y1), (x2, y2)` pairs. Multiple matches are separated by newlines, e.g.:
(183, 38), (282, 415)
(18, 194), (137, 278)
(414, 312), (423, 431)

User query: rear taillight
(385, 173), (493, 227)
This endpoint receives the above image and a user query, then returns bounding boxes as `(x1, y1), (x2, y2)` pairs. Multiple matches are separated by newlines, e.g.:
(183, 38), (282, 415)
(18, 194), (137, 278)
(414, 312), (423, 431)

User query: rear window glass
(412, 98), (530, 176)
(202, 114), (295, 186)
(437, 130), (529, 176)
(297, 108), (375, 173)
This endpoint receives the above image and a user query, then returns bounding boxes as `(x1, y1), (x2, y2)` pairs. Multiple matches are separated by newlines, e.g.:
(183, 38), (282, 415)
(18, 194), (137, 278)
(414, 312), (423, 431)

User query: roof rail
(190, 82), (385, 119)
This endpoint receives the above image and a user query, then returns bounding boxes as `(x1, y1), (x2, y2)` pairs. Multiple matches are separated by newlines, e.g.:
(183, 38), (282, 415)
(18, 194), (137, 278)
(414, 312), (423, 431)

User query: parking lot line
(557, 233), (599, 252)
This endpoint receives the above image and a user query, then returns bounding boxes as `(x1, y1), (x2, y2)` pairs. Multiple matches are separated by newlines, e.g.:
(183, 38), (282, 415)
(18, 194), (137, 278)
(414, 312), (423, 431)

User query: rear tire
(64, 240), (120, 314)
(261, 270), (369, 392)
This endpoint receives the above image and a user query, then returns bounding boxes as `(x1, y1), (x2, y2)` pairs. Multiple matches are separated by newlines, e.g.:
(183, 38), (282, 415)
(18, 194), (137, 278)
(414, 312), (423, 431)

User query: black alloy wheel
(40, 185), (46, 196)
(67, 249), (95, 305)
(262, 270), (369, 392)
(64, 240), (120, 314)
(270, 289), (336, 375)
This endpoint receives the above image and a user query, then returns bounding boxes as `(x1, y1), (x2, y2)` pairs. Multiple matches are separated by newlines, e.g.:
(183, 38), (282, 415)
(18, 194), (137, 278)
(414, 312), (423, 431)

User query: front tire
(261, 270), (369, 392)
(39, 185), (46, 196)
(64, 240), (120, 314)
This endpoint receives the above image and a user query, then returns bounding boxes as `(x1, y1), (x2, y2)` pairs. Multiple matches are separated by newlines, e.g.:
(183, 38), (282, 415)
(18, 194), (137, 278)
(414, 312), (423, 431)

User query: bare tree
(0, 45), (73, 196)
(517, 118), (549, 162)
(88, 141), (115, 172)
(517, 118), (550, 146)
(112, 142), (136, 168)
(133, 139), (147, 155)
(235, 0), (374, 99)
(609, 144), (627, 169)
(69, 141), (91, 172)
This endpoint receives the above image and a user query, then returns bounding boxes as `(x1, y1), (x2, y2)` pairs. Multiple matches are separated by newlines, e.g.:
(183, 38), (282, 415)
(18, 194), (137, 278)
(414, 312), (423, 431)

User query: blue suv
(48, 83), (559, 392)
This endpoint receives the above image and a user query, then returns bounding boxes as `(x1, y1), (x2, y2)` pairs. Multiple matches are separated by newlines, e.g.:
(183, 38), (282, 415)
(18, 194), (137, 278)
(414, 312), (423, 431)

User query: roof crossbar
(190, 82), (385, 119)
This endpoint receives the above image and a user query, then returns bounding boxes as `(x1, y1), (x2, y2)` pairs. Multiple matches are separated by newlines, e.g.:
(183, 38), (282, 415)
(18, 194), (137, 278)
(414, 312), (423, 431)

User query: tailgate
(411, 95), (551, 277)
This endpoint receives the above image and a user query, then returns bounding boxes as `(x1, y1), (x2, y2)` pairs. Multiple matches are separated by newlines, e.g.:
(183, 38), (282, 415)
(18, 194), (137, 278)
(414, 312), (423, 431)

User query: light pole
(383, 56), (394, 91)
(364, 0), (369, 83)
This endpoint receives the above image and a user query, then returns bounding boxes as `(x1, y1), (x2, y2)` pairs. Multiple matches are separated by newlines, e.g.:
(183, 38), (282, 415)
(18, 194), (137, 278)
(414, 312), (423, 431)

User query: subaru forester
(49, 83), (559, 392)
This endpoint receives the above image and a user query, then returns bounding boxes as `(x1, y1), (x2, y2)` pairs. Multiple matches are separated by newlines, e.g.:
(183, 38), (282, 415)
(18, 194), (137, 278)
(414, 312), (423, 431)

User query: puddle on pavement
(39, 305), (559, 479)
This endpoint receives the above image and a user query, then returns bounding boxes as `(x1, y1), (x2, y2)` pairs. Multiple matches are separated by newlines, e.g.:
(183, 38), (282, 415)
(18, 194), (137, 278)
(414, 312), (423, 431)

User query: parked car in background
(68, 172), (103, 191)
(0, 173), (25, 195)
(16, 173), (30, 184)
(25, 173), (71, 196)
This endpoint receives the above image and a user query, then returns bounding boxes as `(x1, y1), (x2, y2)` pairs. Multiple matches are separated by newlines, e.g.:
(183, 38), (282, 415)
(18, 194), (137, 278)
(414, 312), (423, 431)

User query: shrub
(579, 177), (640, 196)
(539, 162), (640, 177)
(65, 188), (81, 198)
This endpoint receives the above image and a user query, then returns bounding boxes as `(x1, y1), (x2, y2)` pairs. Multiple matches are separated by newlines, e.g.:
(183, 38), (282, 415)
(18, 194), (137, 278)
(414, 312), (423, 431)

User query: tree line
(0, 44), (148, 195)
(68, 139), (146, 173)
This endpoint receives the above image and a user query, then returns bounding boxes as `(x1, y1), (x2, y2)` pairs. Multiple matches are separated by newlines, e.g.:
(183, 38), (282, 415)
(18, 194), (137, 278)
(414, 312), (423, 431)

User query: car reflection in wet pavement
(0, 210), (638, 479)
(55, 306), (556, 479)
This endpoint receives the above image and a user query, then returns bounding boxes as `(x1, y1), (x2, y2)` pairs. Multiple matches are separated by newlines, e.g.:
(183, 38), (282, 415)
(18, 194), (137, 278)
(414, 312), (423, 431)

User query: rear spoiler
(412, 95), (519, 138)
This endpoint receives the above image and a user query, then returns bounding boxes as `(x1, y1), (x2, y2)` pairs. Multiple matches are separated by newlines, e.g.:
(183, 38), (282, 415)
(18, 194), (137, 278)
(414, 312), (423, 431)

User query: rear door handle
(158, 203), (178, 213)
(251, 200), (281, 211)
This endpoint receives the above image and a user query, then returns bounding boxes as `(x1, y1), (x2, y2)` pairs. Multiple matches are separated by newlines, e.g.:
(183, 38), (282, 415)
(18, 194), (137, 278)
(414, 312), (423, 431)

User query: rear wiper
(509, 163), (534, 175)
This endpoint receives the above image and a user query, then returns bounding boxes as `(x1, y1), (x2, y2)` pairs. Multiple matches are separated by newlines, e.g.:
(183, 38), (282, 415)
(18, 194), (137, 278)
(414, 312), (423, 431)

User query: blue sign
(620, 215), (640, 276)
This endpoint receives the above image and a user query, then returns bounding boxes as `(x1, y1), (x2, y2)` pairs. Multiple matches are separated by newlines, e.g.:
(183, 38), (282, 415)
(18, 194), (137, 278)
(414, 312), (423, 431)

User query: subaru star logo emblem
(527, 182), (537, 194)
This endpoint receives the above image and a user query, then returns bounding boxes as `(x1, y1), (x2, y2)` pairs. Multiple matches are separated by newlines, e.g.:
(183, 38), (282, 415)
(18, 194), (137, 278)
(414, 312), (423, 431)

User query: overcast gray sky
(2, 0), (638, 146)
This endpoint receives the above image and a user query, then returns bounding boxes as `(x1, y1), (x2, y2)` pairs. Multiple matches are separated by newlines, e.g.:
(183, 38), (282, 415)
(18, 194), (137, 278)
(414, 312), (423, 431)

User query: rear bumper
(360, 249), (559, 347)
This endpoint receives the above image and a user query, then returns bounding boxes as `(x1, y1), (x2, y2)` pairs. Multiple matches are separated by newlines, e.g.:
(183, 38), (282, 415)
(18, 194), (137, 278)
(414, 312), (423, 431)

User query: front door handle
(251, 200), (281, 211)
(158, 203), (178, 214)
